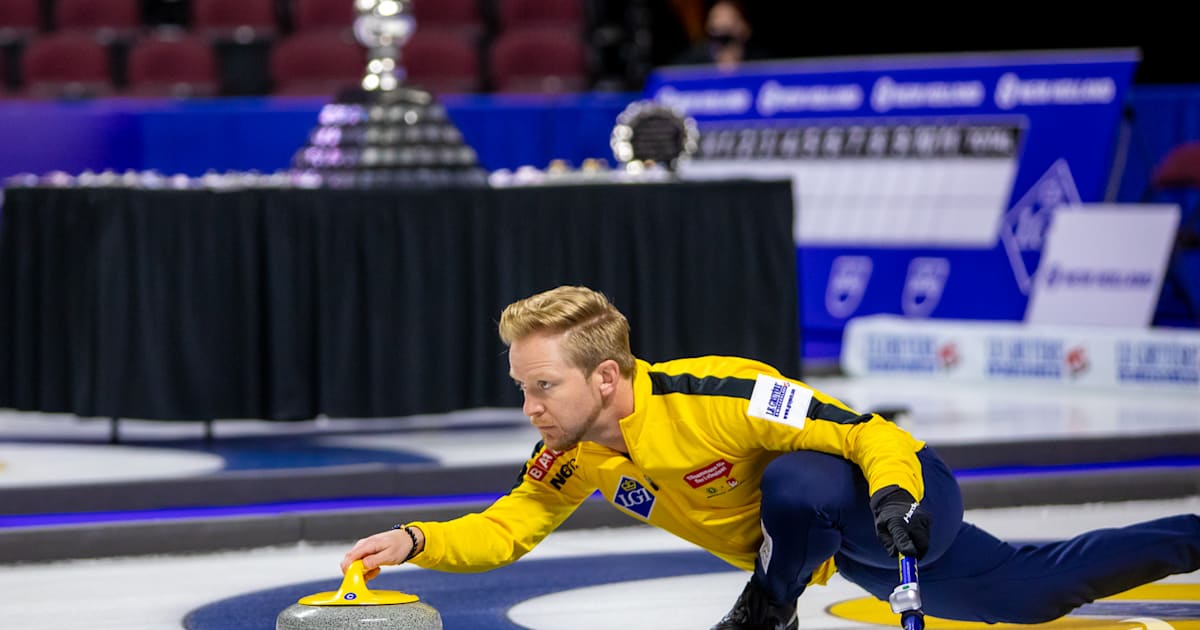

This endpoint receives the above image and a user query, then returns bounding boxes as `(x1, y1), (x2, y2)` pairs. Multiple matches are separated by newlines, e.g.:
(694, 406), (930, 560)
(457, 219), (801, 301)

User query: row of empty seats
(2, 27), (587, 97)
(1, 0), (582, 40)
(0, 0), (595, 97)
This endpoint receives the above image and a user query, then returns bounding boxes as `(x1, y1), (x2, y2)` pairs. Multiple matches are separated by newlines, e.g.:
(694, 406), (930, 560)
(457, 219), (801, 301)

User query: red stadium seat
(193, 0), (277, 41)
(411, 0), (482, 40)
(21, 32), (114, 98)
(489, 26), (587, 93)
(1152, 142), (1200, 190)
(126, 34), (219, 97)
(402, 28), (479, 95)
(55, 0), (141, 42)
(496, 0), (582, 31)
(292, 0), (355, 33)
(0, 0), (40, 44)
(269, 31), (364, 96)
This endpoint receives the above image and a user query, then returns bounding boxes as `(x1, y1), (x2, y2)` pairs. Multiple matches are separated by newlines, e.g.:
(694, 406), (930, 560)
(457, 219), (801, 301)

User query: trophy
(353, 0), (414, 94)
(289, 0), (486, 188)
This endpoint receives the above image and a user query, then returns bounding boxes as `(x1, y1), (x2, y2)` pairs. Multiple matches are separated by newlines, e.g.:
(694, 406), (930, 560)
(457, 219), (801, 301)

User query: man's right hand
(869, 486), (930, 559)
(340, 525), (424, 580)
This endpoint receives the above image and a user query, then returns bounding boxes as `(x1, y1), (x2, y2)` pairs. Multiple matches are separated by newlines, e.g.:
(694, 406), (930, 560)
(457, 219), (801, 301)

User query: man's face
(707, 2), (750, 46)
(509, 331), (604, 451)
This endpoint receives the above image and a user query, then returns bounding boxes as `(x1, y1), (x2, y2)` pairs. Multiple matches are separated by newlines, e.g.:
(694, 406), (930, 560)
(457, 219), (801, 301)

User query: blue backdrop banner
(0, 93), (635, 179)
(645, 49), (1140, 360)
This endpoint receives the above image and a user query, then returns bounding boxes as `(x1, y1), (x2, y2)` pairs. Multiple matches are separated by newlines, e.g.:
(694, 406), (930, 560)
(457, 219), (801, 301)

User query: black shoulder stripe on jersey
(807, 399), (871, 424)
(510, 439), (546, 491)
(649, 371), (756, 399)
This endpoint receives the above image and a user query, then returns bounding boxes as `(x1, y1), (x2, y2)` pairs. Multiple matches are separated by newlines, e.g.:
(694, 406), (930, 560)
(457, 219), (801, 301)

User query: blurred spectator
(670, 0), (768, 69)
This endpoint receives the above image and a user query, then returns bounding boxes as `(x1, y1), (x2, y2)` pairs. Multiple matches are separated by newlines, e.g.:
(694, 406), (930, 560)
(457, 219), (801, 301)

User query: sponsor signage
(842, 315), (1200, 391)
(1025, 205), (1181, 327)
(647, 50), (1139, 359)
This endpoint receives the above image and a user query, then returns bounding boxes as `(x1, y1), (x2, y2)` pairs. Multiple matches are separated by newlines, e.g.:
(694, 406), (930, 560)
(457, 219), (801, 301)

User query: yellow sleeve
(709, 373), (926, 501)
(408, 444), (595, 572)
(793, 392), (926, 501)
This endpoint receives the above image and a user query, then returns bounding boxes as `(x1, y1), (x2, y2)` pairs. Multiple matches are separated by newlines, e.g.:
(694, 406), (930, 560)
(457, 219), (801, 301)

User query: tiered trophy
(290, 0), (487, 188)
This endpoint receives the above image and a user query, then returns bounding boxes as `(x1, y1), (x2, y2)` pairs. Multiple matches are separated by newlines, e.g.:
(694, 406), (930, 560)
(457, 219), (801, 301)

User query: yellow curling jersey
(410, 356), (926, 584)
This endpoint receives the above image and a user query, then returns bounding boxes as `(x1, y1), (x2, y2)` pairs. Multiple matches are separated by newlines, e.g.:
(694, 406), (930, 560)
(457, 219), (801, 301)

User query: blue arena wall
(1, 83), (1198, 365)
(1, 86), (1195, 207)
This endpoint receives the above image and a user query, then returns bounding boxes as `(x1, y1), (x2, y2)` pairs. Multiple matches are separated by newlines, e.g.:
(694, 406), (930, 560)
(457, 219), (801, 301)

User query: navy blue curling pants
(754, 447), (1200, 623)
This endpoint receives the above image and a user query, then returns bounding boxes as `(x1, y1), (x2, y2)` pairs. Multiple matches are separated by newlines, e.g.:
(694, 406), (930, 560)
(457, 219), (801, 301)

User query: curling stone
(276, 560), (442, 629)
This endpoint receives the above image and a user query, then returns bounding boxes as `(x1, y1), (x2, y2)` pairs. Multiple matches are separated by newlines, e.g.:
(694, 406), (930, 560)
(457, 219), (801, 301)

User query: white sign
(841, 314), (1200, 392)
(1025, 205), (1180, 327)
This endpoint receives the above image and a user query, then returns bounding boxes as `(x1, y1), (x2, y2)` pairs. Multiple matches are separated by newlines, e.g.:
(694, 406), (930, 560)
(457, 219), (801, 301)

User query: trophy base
(334, 85), (435, 106)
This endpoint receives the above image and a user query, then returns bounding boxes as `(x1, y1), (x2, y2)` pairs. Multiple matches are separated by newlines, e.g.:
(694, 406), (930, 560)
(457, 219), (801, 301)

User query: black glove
(869, 485), (931, 559)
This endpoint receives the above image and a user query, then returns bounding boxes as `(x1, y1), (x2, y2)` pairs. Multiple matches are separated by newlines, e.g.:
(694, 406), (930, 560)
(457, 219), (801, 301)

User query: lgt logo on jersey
(612, 476), (656, 519)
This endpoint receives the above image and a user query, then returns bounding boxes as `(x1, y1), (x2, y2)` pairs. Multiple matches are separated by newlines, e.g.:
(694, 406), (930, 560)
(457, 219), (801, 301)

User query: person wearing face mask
(672, 0), (770, 69)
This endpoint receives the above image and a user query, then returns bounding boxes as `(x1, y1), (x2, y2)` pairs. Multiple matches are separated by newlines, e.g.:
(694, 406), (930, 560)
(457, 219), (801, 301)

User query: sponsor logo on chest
(684, 459), (734, 488)
(527, 449), (577, 490)
(684, 458), (740, 498)
(612, 475), (656, 519)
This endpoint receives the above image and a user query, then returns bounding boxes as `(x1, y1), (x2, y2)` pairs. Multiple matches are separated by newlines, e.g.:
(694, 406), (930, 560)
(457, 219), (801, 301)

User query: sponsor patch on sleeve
(746, 374), (811, 429)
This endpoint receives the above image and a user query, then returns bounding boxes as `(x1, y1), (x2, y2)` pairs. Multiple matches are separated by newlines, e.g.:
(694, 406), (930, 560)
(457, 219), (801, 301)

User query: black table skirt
(0, 180), (798, 421)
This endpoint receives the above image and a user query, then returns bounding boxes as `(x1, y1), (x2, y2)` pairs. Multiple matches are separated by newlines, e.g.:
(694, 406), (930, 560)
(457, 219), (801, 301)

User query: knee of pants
(761, 451), (865, 520)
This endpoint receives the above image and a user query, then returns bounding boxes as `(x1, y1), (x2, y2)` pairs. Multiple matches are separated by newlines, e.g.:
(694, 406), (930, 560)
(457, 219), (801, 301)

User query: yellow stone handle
(297, 560), (420, 606)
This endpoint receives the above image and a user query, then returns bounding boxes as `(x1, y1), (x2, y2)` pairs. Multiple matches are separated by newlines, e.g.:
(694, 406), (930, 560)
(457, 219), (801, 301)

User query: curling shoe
(711, 578), (798, 630)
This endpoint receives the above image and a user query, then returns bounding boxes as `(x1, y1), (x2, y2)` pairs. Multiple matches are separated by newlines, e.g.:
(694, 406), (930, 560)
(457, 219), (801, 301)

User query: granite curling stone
(276, 560), (442, 629)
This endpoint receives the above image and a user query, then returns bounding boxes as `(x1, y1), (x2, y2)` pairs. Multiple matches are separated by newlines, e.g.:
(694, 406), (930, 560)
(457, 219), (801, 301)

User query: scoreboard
(684, 120), (1021, 247)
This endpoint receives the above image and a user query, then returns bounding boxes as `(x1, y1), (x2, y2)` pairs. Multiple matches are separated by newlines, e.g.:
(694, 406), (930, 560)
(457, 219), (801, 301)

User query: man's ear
(594, 359), (621, 395)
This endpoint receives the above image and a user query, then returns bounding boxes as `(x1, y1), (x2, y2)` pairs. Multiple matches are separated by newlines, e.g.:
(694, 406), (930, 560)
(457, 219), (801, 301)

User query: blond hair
(499, 286), (636, 378)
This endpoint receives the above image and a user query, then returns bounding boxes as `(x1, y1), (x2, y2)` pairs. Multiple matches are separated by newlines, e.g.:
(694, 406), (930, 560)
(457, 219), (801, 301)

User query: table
(0, 180), (798, 421)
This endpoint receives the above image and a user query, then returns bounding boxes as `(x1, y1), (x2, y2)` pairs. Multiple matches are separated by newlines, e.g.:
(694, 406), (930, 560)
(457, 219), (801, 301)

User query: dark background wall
(646, 4), (1195, 86)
